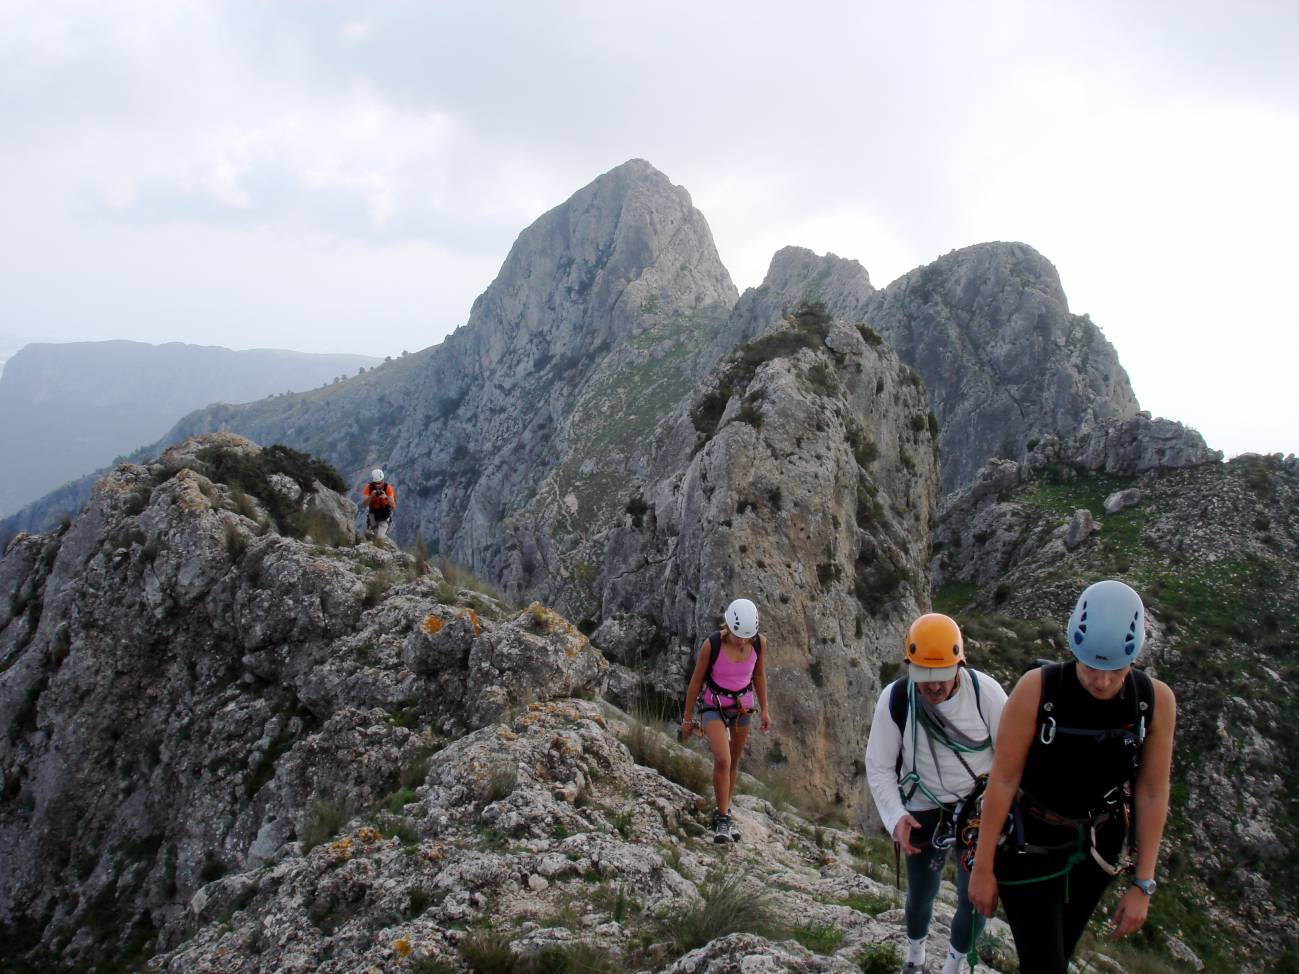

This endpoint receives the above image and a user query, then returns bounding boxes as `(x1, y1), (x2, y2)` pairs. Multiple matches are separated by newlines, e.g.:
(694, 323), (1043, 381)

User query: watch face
(1133, 879), (1157, 895)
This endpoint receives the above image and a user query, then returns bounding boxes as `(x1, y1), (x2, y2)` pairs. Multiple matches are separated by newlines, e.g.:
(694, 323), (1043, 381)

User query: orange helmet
(903, 613), (964, 682)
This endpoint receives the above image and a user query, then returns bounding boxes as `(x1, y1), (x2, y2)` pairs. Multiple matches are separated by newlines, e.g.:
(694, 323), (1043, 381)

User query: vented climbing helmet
(371, 469), (385, 482)
(1067, 579), (1145, 670)
(904, 613), (964, 682)
(724, 598), (759, 639)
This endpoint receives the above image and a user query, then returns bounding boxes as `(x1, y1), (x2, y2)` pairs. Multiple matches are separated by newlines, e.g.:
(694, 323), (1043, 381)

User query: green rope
(997, 823), (1088, 902)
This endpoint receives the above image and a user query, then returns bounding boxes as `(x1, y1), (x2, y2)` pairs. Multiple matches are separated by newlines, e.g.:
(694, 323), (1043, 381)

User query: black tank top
(1019, 662), (1145, 819)
(996, 663), (1146, 877)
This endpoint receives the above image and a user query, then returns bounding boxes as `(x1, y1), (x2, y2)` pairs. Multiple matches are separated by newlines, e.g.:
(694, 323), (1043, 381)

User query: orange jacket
(362, 482), (395, 511)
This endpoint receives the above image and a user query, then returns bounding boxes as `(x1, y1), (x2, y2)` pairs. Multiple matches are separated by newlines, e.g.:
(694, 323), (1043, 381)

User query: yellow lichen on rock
(423, 615), (444, 636)
(393, 938), (413, 957)
(326, 837), (354, 862)
(355, 826), (382, 843)
(462, 609), (482, 635)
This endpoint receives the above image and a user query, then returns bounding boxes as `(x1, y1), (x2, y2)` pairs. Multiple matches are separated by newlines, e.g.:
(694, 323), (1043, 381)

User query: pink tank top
(703, 636), (757, 711)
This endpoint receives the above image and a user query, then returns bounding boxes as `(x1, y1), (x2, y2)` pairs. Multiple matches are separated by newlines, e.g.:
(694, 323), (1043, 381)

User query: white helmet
(724, 598), (759, 639)
(371, 469), (385, 482)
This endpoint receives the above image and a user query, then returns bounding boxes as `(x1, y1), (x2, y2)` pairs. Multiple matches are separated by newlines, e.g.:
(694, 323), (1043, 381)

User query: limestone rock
(862, 242), (1140, 492)
(1103, 487), (1142, 514)
(601, 305), (939, 817)
(1068, 413), (1221, 474)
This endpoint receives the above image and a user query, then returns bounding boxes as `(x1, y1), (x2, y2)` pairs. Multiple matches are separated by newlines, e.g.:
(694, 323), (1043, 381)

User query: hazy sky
(3, 1), (1296, 458)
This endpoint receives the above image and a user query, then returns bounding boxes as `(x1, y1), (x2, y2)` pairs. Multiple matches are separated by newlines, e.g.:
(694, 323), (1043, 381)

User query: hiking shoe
(712, 811), (734, 844)
(898, 963), (924, 974)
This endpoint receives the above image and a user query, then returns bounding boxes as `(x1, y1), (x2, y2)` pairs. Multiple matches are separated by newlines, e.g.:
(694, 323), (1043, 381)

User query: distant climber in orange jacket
(361, 468), (396, 541)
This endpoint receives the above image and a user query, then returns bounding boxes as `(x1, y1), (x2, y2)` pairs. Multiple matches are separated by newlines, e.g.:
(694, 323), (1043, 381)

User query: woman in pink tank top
(680, 598), (771, 843)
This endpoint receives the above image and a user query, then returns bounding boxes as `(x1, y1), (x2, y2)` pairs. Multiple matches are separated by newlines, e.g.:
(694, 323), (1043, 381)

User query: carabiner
(1039, 716), (1057, 745)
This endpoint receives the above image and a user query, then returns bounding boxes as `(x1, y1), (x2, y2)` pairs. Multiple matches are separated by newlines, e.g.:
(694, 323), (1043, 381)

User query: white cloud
(1, 0), (1297, 457)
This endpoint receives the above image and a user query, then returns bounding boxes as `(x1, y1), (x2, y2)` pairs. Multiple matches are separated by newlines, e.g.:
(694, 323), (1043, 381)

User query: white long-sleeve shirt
(865, 667), (1008, 835)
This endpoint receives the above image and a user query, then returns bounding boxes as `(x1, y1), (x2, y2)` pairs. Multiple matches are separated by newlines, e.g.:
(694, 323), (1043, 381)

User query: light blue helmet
(1067, 580), (1144, 670)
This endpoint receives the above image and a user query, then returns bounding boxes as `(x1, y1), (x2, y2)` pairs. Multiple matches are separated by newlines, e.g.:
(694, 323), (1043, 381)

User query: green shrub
(840, 891), (896, 916)
(531, 942), (621, 973)
(197, 443), (346, 536)
(856, 323), (884, 347)
(790, 921), (845, 953)
(459, 929), (518, 973)
(618, 708), (711, 797)
(663, 871), (778, 955)
(857, 943), (901, 973)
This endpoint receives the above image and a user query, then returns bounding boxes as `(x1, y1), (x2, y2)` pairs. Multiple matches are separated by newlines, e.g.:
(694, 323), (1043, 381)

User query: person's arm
(754, 636), (770, 731)
(864, 684), (920, 852)
(969, 668), (1042, 917)
(1111, 678), (1177, 938)
(679, 640), (712, 739)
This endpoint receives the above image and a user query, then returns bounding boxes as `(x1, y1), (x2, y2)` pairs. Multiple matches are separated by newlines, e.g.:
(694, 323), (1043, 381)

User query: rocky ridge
(0, 433), (1016, 973)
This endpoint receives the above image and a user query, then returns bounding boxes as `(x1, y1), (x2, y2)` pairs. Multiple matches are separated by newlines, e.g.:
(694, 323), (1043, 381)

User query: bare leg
(728, 723), (751, 800)
(374, 519), (389, 541)
(702, 719), (733, 814)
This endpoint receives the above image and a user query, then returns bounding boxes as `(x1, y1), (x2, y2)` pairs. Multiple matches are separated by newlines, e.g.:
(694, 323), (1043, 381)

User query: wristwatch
(1131, 877), (1157, 896)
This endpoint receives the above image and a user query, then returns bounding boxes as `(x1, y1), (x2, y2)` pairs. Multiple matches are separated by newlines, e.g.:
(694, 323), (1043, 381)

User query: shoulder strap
(889, 679), (908, 778)
(707, 631), (722, 674)
(889, 678), (908, 734)
(1038, 660), (1065, 719)
(1130, 667), (1155, 740)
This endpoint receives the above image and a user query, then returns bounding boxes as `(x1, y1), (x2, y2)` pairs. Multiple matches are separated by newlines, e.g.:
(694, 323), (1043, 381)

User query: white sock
(906, 936), (927, 965)
(940, 943), (966, 974)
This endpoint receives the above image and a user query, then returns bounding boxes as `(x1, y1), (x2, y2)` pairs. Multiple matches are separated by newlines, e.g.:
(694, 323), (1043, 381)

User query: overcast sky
(3, 1), (1296, 458)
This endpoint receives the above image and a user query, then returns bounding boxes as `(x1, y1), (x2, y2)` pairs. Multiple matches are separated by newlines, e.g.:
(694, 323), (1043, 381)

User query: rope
(997, 823), (1089, 902)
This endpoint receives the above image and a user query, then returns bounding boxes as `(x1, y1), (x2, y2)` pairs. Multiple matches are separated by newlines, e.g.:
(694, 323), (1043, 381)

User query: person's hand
(1110, 885), (1151, 939)
(968, 864), (999, 917)
(892, 814), (922, 855)
(759, 710), (771, 732)
(680, 718), (694, 741)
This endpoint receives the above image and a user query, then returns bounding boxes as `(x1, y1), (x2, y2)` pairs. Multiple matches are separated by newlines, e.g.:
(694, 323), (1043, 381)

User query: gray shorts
(700, 708), (752, 728)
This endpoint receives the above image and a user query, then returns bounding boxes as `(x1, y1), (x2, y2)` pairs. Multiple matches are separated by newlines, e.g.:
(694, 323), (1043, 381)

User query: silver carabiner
(1039, 716), (1057, 745)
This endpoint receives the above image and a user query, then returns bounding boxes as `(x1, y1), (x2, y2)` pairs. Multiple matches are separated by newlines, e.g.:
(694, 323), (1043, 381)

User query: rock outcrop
(0, 434), (607, 970)
(599, 305), (940, 816)
(862, 242), (1141, 492)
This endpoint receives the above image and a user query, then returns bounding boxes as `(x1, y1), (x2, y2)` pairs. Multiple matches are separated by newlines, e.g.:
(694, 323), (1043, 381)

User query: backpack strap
(889, 679), (908, 777)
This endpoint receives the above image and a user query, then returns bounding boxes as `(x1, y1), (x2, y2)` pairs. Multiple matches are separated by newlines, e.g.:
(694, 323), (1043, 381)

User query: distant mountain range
(0, 341), (379, 516)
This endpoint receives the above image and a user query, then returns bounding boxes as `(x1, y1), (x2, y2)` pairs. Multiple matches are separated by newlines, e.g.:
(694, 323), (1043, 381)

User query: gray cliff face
(139, 160), (739, 620)
(862, 242), (1141, 492)
(599, 306), (940, 815)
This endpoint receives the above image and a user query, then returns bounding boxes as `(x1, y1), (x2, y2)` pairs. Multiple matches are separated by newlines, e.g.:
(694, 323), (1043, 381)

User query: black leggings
(997, 858), (1114, 974)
